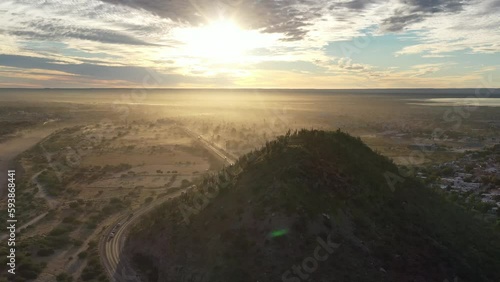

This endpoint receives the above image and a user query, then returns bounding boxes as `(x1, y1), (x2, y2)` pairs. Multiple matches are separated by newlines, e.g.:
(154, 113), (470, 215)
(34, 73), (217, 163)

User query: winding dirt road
(0, 125), (61, 195)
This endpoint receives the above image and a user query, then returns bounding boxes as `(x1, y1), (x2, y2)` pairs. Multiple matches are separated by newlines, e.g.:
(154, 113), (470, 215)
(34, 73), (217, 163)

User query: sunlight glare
(175, 20), (275, 62)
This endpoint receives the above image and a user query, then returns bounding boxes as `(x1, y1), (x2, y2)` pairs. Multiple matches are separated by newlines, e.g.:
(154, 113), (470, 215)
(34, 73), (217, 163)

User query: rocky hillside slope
(125, 129), (500, 282)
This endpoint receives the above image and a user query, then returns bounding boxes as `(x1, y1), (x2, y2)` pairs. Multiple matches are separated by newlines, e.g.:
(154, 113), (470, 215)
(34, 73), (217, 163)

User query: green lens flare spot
(269, 229), (289, 238)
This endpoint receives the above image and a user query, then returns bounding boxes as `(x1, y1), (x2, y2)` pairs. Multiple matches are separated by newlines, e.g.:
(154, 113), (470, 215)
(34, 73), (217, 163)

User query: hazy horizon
(1, 0), (499, 88)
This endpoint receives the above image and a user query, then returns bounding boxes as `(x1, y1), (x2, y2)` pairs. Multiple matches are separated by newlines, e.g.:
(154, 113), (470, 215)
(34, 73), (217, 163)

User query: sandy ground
(0, 124), (64, 195)
(0, 120), (216, 280)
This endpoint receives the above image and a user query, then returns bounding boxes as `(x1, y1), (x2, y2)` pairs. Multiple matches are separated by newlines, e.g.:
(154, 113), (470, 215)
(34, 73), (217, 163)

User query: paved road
(100, 197), (171, 282)
(181, 126), (237, 165)
(99, 126), (236, 282)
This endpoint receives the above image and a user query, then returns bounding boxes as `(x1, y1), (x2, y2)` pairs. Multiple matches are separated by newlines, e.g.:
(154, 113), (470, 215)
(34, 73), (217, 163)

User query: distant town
(419, 145), (500, 217)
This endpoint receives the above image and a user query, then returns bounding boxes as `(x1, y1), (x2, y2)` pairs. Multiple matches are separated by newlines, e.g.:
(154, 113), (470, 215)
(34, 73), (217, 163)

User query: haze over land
(0, 89), (499, 282)
(1, 0), (500, 281)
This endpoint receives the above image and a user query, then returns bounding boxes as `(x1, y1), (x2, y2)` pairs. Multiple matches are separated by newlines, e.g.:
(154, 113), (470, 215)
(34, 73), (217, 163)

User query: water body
(409, 98), (500, 107)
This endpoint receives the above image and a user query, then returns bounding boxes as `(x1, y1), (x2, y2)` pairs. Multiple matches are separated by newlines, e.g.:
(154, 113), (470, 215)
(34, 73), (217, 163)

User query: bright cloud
(0, 0), (498, 88)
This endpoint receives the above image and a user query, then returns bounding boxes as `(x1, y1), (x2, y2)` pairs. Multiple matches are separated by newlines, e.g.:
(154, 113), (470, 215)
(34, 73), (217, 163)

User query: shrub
(78, 251), (88, 259)
(56, 272), (73, 282)
(37, 248), (55, 257)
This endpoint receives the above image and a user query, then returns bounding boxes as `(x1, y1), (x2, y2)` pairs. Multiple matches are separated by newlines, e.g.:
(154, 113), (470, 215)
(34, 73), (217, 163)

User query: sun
(175, 20), (275, 62)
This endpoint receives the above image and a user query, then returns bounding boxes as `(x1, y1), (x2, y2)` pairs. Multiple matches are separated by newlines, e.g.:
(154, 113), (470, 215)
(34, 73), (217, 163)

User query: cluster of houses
(428, 148), (500, 215)
(439, 175), (481, 192)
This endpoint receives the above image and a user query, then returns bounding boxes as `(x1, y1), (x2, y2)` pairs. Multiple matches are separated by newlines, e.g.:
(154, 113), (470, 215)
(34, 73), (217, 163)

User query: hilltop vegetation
(127, 129), (500, 282)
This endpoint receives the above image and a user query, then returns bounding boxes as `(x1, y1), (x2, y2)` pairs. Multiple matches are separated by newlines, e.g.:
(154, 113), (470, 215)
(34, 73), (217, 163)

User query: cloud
(393, 0), (500, 55)
(254, 60), (327, 73)
(0, 0), (174, 48)
(10, 30), (155, 47)
(8, 19), (159, 46)
(337, 57), (372, 71)
(99, 0), (326, 41)
(488, 0), (500, 9)
(380, 0), (469, 32)
(0, 0), (499, 88)
(328, 0), (380, 11)
(381, 13), (424, 32)
(0, 54), (179, 84)
(0, 53), (250, 87)
(409, 63), (447, 77)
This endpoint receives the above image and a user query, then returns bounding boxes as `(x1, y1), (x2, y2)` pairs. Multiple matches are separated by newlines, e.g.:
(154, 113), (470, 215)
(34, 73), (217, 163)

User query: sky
(0, 0), (499, 88)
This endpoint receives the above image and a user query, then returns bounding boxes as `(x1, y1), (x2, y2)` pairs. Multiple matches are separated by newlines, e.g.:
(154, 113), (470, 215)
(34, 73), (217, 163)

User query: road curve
(99, 127), (236, 282)
(100, 197), (172, 282)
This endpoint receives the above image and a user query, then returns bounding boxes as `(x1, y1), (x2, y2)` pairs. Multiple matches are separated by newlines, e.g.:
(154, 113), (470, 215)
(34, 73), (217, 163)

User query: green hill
(125, 129), (500, 282)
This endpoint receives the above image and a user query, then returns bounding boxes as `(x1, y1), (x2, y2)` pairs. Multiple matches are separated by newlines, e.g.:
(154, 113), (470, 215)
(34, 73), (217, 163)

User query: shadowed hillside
(125, 129), (500, 282)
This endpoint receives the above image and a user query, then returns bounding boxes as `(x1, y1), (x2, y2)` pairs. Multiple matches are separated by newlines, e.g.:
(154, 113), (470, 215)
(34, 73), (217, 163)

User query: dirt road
(0, 124), (62, 195)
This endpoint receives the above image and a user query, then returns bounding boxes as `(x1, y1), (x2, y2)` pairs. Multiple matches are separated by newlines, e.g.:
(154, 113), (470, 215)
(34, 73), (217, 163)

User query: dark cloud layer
(98, 0), (471, 39)
(381, 13), (423, 32)
(381, 0), (469, 32)
(9, 19), (158, 46)
(99, 0), (325, 41)
(329, 0), (469, 32)
(0, 54), (177, 84)
(329, 0), (379, 10)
